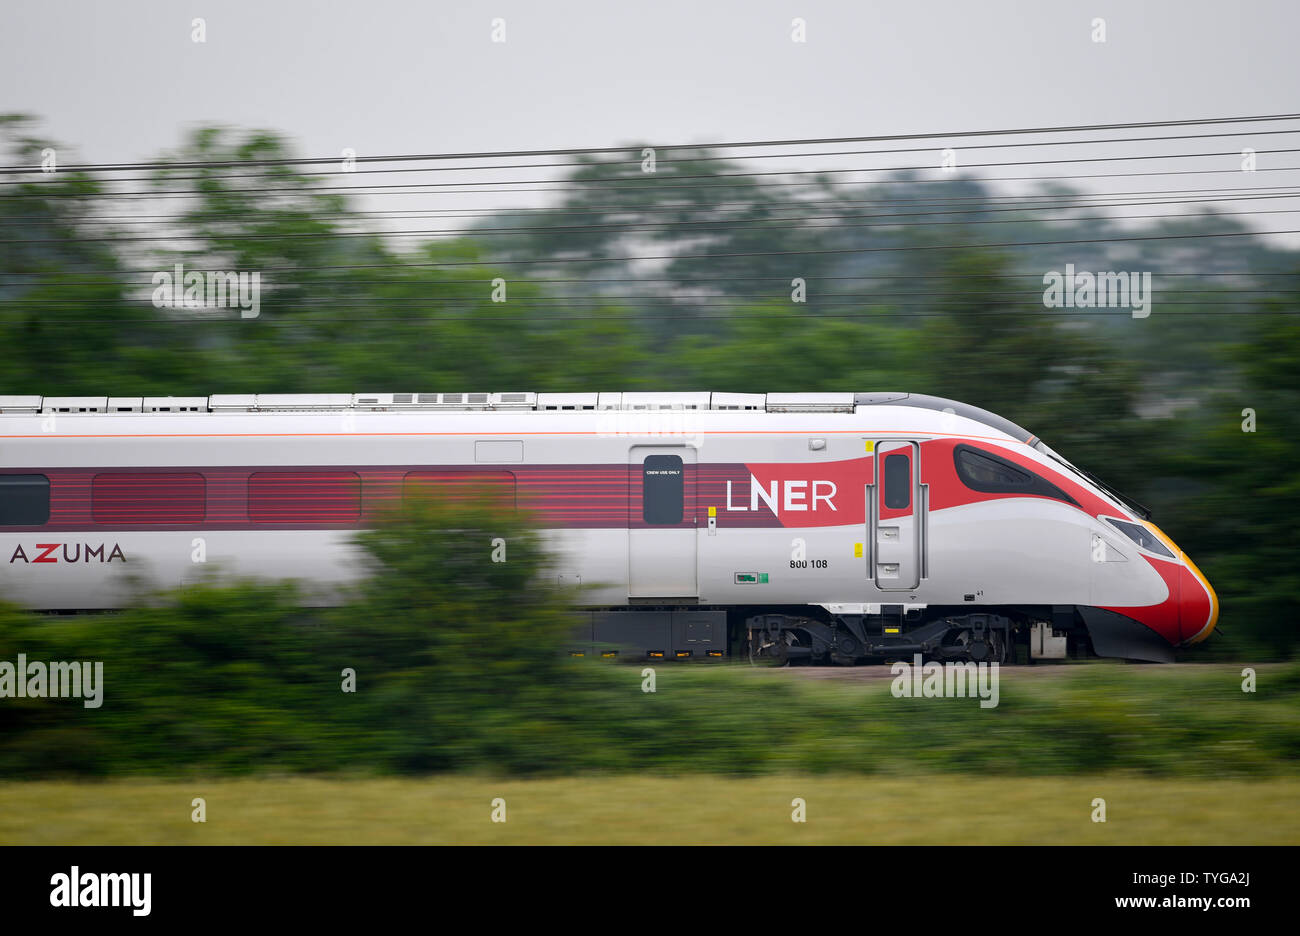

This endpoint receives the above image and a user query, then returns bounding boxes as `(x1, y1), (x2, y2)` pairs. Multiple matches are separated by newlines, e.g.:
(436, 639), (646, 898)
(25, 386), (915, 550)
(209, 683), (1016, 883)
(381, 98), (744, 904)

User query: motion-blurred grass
(3, 642), (1296, 779)
(1, 774), (1296, 845)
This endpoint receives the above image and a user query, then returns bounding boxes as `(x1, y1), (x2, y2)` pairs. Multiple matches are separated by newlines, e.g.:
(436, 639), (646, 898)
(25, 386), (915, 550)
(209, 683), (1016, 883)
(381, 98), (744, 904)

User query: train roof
(0, 391), (1034, 442)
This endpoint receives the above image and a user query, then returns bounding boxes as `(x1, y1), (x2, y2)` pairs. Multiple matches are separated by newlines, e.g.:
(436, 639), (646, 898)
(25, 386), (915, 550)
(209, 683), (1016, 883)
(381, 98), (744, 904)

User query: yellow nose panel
(1180, 549), (1220, 644)
(1143, 521), (1220, 644)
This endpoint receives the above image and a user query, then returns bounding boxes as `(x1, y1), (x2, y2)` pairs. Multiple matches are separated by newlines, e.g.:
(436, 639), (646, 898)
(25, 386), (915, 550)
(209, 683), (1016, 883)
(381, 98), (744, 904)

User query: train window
(403, 471), (517, 510)
(642, 455), (683, 524)
(953, 444), (1077, 504)
(1106, 517), (1175, 559)
(957, 448), (1032, 487)
(248, 471), (362, 522)
(883, 453), (911, 510)
(92, 473), (205, 524)
(0, 474), (50, 526)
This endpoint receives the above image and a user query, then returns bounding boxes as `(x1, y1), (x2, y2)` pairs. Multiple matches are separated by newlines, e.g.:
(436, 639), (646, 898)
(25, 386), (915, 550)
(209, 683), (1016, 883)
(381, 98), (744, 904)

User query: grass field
(2, 774), (1296, 845)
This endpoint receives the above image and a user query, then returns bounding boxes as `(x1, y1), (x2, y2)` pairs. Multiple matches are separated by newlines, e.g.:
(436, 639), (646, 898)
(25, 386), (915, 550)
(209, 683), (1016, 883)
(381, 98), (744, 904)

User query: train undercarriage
(744, 610), (1019, 666)
(571, 605), (1110, 665)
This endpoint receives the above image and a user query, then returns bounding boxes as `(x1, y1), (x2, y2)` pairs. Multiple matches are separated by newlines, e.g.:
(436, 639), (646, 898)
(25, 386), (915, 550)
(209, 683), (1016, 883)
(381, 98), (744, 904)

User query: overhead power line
(4, 126), (1298, 187)
(3, 111), (1296, 174)
(8, 166), (1300, 202)
(7, 271), (1294, 289)
(17, 184), (1296, 226)
(7, 203), (1296, 247)
(5, 227), (1292, 279)
(6, 149), (1299, 201)
(6, 306), (1299, 327)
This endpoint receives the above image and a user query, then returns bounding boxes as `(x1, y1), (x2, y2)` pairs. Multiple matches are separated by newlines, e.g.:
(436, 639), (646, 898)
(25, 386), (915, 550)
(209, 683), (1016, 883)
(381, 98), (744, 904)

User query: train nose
(1177, 551), (1219, 645)
(1144, 521), (1219, 645)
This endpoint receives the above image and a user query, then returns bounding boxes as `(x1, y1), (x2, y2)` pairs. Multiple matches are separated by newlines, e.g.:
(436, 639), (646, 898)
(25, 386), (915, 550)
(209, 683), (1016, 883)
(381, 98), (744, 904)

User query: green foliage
(1162, 306), (1300, 659)
(0, 584), (322, 776)
(324, 495), (586, 773)
(0, 496), (583, 776)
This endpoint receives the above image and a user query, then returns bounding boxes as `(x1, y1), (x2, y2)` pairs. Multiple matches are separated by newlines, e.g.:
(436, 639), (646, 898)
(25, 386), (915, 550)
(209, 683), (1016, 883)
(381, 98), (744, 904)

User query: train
(0, 390), (1218, 664)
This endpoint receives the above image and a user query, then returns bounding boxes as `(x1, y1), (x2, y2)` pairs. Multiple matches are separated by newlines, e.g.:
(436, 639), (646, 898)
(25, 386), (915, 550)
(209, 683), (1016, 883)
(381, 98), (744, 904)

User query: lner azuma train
(0, 391), (1218, 664)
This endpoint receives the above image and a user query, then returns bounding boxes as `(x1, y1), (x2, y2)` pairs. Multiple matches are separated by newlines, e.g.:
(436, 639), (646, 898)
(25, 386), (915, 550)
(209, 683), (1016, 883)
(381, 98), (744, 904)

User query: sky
(2, 0), (1296, 162)
(2, 0), (1298, 238)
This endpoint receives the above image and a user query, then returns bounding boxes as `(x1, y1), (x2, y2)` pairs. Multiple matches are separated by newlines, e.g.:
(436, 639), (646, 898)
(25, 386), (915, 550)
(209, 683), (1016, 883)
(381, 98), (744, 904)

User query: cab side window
(953, 444), (1077, 504)
(957, 448), (1032, 488)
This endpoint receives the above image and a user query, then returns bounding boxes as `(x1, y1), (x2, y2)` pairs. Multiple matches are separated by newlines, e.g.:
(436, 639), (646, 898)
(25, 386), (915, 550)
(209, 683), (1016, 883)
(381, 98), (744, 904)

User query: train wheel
(748, 631), (792, 667)
(830, 632), (861, 666)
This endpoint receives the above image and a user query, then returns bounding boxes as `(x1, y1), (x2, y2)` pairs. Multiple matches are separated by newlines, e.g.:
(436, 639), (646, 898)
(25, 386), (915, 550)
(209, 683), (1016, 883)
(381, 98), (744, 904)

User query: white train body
(0, 391), (1218, 663)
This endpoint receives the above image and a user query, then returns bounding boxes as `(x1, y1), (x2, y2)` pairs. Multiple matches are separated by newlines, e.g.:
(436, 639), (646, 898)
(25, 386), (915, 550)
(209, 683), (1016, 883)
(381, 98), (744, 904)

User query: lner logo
(726, 475), (838, 514)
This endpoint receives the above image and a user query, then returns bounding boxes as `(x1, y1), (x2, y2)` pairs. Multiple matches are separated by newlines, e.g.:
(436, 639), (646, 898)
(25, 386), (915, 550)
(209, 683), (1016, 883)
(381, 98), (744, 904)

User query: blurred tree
(1166, 283), (1300, 658)
(0, 115), (180, 393)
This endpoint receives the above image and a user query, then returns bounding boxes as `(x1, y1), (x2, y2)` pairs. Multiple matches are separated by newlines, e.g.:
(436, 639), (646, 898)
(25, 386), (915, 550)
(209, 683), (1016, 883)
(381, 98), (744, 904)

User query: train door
(867, 440), (926, 590)
(628, 445), (698, 598)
